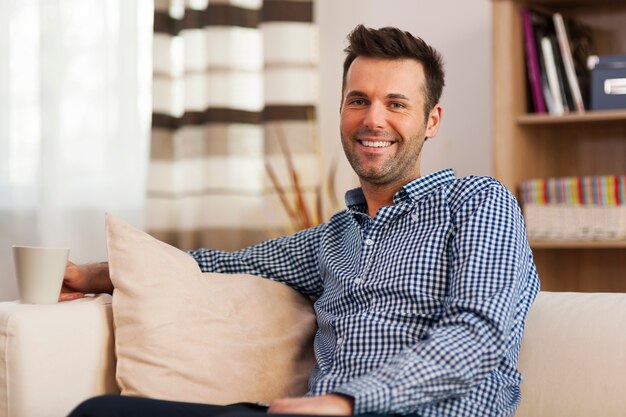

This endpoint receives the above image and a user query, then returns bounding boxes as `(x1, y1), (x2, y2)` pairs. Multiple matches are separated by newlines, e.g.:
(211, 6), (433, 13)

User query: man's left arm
(330, 182), (539, 415)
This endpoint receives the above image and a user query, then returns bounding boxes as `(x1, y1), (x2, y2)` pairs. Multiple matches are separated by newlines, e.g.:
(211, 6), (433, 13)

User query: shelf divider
(530, 239), (626, 249)
(518, 109), (626, 125)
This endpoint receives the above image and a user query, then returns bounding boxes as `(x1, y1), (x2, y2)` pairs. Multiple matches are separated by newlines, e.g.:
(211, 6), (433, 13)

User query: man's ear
(425, 104), (443, 139)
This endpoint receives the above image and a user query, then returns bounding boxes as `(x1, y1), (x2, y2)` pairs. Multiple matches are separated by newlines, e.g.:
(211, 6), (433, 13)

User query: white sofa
(2, 291), (626, 417)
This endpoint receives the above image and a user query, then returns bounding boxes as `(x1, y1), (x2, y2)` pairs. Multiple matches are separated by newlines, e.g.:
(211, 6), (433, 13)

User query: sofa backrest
(516, 291), (626, 417)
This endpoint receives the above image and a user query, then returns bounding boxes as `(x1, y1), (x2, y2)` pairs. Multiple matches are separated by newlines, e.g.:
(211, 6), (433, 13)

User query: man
(64, 25), (539, 417)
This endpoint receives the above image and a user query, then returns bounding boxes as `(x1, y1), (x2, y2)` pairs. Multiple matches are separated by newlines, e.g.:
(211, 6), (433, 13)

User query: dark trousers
(67, 395), (399, 417)
(67, 396), (271, 417)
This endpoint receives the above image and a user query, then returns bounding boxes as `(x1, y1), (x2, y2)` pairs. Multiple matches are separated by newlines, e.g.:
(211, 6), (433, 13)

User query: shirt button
(365, 238), (375, 246)
(354, 278), (362, 284)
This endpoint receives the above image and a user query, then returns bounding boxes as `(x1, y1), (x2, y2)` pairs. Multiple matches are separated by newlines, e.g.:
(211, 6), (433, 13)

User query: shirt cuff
(333, 375), (394, 415)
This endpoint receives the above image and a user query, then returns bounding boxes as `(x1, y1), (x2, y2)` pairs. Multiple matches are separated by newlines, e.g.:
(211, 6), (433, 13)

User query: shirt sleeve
(333, 182), (539, 414)
(186, 223), (327, 298)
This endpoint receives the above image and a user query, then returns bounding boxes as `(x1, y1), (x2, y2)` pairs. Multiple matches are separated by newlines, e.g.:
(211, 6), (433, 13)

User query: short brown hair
(342, 25), (445, 117)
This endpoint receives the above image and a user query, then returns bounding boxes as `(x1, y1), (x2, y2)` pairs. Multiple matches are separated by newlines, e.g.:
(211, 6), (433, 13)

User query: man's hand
(268, 394), (354, 415)
(59, 261), (87, 301)
(59, 261), (113, 302)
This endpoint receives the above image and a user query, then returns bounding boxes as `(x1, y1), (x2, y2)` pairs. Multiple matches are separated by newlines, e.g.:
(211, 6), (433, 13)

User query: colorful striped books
(521, 175), (626, 240)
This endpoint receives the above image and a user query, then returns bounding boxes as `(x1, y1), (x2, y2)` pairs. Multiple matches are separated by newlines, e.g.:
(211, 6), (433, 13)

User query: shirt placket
(353, 216), (374, 287)
(357, 205), (409, 285)
(358, 224), (377, 286)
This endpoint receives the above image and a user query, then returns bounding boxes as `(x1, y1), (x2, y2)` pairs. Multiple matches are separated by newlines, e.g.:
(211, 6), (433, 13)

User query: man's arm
(187, 223), (327, 298)
(60, 222), (327, 301)
(268, 394), (354, 415)
(332, 183), (539, 415)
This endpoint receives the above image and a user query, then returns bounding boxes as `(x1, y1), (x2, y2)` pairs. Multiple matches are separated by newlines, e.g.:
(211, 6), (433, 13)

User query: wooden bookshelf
(492, 0), (626, 292)
(517, 109), (626, 124)
(530, 239), (626, 249)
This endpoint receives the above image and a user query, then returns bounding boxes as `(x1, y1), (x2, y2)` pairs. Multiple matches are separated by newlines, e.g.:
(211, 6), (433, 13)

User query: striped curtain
(148, 0), (318, 251)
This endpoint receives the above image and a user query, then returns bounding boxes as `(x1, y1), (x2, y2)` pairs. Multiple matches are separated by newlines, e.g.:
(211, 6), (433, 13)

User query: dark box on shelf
(590, 54), (626, 110)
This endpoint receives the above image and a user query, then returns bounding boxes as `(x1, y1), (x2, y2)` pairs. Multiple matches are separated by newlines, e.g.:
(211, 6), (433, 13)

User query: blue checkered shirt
(188, 169), (539, 416)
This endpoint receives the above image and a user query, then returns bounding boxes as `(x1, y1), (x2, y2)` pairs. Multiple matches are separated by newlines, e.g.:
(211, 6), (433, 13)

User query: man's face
(340, 57), (441, 188)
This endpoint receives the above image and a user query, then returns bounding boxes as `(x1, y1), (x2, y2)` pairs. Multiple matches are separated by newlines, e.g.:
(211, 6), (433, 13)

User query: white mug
(12, 246), (70, 304)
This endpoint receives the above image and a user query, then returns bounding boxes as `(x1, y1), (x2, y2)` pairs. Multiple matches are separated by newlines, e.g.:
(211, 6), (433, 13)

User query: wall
(1, 1), (492, 301)
(316, 0), (493, 195)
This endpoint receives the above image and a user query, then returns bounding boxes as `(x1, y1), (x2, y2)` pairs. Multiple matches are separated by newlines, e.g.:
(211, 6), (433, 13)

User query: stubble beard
(341, 130), (425, 187)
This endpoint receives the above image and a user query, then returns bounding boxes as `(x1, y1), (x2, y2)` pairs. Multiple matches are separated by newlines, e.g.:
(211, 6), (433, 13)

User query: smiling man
(66, 25), (539, 417)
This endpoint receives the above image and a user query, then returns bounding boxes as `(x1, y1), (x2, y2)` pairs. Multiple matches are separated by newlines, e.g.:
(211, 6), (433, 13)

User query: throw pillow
(105, 213), (317, 404)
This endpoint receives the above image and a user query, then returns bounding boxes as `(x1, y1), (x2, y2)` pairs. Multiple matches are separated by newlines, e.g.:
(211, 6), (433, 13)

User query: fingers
(62, 259), (86, 292)
(58, 292), (85, 302)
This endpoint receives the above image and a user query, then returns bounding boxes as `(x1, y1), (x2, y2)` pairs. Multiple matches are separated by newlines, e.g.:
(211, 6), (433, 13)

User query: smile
(360, 140), (392, 148)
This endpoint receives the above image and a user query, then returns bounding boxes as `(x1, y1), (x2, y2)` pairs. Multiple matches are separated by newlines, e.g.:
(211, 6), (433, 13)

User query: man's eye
(350, 99), (366, 105)
(390, 102), (405, 109)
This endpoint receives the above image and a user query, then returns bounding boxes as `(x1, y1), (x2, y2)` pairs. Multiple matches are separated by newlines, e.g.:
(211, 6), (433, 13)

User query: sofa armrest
(517, 291), (626, 417)
(0, 295), (118, 417)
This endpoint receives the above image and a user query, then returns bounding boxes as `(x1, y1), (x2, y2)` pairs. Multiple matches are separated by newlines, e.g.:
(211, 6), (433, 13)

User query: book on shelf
(553, 12), (585, 112)
(551, 33), (576, 113)
(523, 8), (555, 114)
(559, 14), (597, 110)
(521, 8), (546, 114)
(541, 36), (566, 115)
(521, 8), (597, 114)
(521, 175), (626, 241)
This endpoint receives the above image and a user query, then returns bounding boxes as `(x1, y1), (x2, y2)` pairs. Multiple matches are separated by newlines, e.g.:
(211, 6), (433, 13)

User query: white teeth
(361, 140), (391, 148)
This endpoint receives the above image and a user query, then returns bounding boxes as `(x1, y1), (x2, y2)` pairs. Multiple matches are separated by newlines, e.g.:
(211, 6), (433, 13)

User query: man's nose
(362, 102), (386, 129)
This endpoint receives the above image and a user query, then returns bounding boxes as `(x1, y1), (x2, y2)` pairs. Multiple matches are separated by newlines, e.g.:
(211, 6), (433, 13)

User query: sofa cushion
(517, 291), (626, 417)
(105, 213), (317, 405)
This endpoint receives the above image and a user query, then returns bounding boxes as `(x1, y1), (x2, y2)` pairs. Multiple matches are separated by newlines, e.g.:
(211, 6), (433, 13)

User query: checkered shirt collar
(344, 169), (456, 212)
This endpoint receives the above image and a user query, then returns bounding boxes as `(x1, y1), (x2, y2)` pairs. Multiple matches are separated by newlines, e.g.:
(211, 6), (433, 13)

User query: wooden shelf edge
(530, 239), (626, 249)
(517, 109), (626, 125)
(522, 0), (626, 6)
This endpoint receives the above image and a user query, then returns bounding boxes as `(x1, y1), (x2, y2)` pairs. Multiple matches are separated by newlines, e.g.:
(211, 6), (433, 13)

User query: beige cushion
(105, 213), (317, 404)
(0, 295), (118, 417)
(517, 291), (626, 417)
